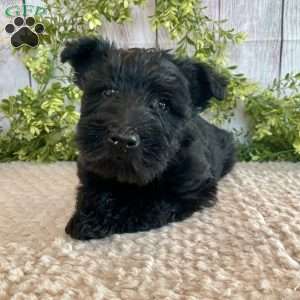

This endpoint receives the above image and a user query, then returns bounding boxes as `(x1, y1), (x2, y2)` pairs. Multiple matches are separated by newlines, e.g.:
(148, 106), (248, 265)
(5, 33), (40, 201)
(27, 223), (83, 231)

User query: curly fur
(61, 37), (235, 240)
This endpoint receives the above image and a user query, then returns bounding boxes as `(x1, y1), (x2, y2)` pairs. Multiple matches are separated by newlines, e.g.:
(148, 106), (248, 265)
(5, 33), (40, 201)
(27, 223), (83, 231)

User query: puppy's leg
(66, 180), (217, 240)
(65, 185), (115, 240)
(66, 180), (190, 240)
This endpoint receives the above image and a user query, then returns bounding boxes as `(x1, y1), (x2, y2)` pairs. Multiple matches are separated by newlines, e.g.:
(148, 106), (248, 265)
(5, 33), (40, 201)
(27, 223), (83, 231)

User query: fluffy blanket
(0, 162), (299, 299)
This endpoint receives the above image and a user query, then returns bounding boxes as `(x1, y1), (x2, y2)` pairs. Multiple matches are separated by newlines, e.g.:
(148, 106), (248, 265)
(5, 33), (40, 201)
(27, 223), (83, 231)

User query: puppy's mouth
(110, 145), (135, 161)
(99, 160), (150, 186)
(80, 148), (149, 185)
(81, 148), (166, 186)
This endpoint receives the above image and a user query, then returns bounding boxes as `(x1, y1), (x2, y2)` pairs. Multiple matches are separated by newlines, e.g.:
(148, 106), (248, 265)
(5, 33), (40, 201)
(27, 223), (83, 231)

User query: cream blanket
(0, 162), (299, 299)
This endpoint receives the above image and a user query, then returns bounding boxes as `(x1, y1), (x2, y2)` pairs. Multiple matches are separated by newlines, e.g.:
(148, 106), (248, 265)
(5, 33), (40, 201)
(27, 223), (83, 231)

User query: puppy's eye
(102, 89), (118, 97)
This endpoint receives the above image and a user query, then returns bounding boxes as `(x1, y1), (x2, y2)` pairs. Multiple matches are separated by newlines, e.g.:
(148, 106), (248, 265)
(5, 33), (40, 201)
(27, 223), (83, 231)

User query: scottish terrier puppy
(61, 37), (235, 240)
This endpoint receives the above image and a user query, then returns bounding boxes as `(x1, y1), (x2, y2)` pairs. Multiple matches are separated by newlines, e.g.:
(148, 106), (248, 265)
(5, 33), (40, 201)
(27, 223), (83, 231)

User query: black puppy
(61, 37), (235, 240)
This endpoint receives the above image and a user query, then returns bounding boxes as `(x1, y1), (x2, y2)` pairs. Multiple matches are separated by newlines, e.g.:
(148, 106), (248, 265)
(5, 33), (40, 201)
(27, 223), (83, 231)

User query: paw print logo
(5, 16), (45, 48)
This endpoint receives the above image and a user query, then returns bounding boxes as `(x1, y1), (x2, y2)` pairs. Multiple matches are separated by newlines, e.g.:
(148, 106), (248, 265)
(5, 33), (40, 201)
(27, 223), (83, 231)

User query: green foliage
(209, 73), (300, 162)
(0, 0), (299, 162)
(240, 73), (300, 161)
(0, 45), (81, 161)
(0, 85), (80, 161)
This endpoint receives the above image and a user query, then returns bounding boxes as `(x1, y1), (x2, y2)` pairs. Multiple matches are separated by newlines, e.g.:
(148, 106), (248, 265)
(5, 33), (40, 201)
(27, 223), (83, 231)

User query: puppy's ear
(173, 58), (229, 110)
(61, 37), (112, 88)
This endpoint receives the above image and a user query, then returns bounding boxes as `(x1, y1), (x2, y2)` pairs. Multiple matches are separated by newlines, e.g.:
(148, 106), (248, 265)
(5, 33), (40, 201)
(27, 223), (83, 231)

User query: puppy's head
(61, 37), (228, 185)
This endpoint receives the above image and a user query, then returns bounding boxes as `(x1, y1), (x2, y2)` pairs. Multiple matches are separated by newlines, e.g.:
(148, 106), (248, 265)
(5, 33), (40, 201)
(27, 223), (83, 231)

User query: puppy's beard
(79, 136), (181, 185)
(81, 153), (165, 186)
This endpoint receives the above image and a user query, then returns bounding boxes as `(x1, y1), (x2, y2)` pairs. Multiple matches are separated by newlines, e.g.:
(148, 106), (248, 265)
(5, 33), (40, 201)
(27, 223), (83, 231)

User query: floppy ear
(61, 37), (112, 88)
(173, 58), (229, 110)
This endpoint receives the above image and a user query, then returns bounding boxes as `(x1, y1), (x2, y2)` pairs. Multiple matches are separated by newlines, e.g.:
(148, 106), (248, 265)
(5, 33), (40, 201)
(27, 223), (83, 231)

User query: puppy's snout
(108, 133), (140, 149)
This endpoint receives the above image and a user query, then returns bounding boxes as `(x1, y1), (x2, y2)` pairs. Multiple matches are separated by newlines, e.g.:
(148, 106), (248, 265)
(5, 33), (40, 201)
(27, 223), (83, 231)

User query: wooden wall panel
(202, 0), (219, 20)
(0, 0), (30, 129)
(220, 0), (283, 87)
(219, 1), (281, 134)
(0, 0), (30, 100)
(101, 0), (156, 48)
(281, 0), (300, 76)
(228, 41), (281, 87)
(220, 0), (282, 41)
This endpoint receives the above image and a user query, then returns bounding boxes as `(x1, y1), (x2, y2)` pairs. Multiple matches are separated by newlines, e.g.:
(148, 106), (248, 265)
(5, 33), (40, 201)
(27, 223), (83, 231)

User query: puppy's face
(61, 38), (227, 185)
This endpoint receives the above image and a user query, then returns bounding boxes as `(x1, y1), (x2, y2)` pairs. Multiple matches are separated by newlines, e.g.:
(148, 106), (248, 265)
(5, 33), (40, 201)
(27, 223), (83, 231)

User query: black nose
(108, 133), (140, 149)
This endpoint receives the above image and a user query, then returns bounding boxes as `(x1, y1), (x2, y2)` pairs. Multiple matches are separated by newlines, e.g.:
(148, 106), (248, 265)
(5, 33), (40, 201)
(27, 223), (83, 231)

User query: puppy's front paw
(65, 215), (77, 236)
(65, 213), (110, 240)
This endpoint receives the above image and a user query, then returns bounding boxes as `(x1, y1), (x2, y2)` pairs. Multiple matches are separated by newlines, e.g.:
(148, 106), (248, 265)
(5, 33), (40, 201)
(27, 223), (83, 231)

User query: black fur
(61, 37), (235, 240)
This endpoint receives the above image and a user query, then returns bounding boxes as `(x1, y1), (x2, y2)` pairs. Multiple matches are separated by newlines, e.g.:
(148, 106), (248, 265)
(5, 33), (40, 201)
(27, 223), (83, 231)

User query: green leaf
(293, 139), (300, 154)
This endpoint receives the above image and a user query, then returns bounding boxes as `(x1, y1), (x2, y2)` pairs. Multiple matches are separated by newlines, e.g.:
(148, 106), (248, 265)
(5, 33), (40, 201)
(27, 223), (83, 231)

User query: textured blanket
(0, 162), (299, 299)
